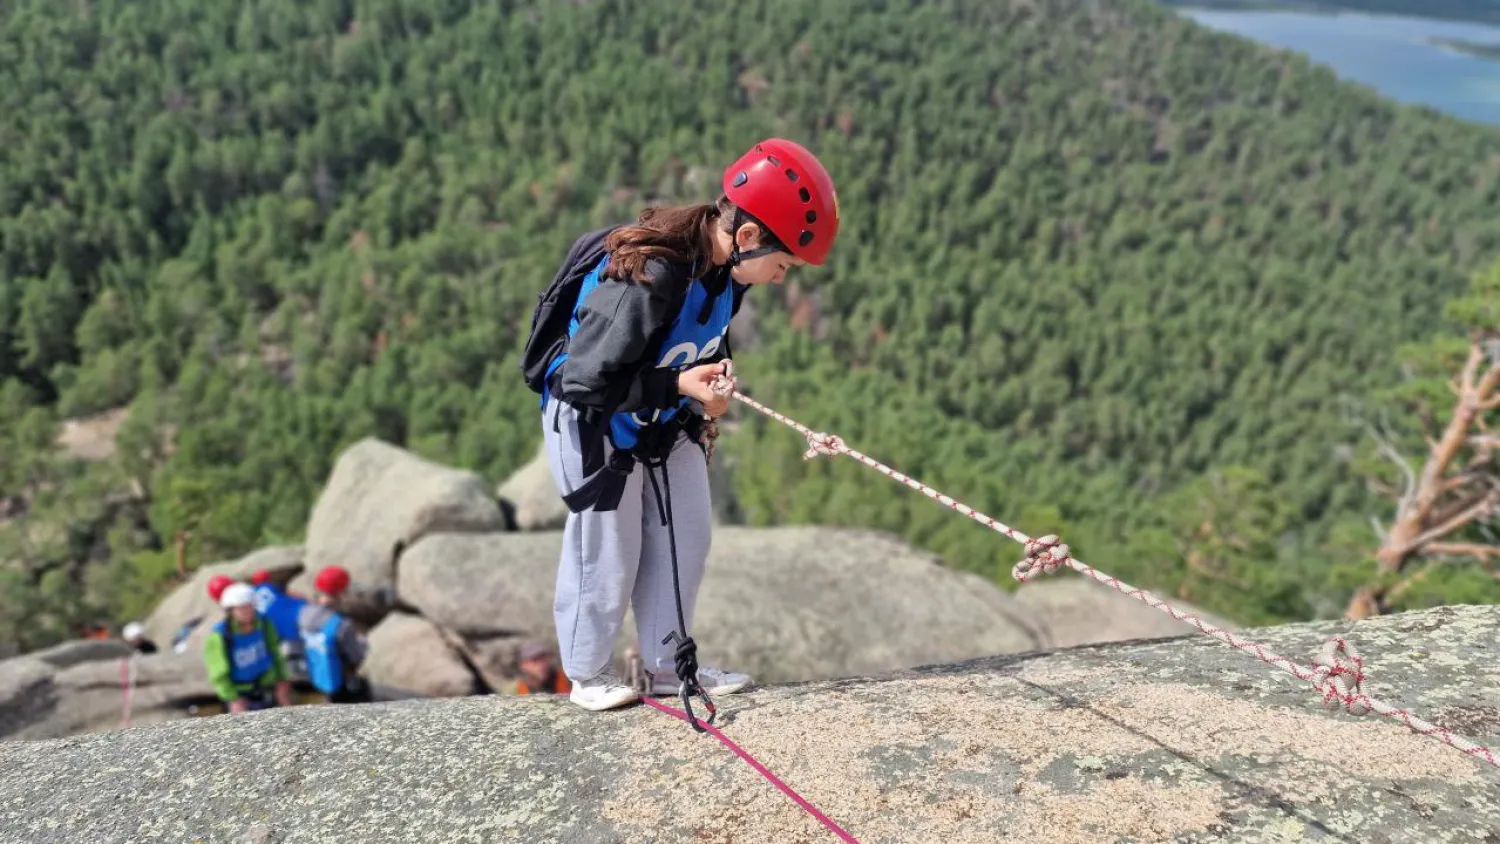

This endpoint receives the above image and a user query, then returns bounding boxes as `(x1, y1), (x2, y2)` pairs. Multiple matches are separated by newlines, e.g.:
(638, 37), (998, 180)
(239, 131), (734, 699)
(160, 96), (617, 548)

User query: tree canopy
(4, 0), (1500, 650)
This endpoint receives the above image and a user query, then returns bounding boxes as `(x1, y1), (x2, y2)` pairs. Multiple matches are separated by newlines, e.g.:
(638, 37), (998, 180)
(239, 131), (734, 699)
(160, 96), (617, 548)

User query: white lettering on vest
(632, 334), (726, 427)
(234, 640), (268, 668)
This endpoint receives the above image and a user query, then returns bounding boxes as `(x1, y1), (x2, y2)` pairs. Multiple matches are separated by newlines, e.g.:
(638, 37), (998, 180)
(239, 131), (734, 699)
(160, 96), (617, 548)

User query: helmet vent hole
(732, 171), (749, 188)
(805, 210), (817, 224)
(798, 187), (811, 203)
(766, 154), (780, 166)
(785, 168), (799, 182)
(798, 231), (815, 247)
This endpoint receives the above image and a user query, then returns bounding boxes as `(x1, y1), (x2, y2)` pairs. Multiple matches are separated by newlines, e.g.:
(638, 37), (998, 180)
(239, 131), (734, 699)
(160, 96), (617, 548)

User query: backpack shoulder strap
(520, 226), (624, 394)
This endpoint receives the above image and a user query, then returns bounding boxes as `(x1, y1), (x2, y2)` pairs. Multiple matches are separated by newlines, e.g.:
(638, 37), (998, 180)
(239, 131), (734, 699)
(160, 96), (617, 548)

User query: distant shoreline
(1165, 0), (1338, 14)
(1426, 35), (1500, 61)
(1162, 0), (1500, 27)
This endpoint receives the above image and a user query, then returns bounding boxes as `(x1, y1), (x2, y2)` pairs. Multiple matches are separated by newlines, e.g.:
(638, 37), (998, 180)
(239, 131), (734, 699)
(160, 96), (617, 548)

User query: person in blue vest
(522, 138), (841, 715)
(250, 568), (308, 681)
(297, 565), (371, 704)
(203, 582), (293, 713)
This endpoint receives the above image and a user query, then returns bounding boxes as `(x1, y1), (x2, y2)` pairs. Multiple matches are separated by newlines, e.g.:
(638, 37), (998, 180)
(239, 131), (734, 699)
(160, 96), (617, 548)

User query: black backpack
(519, 226), (620, 395)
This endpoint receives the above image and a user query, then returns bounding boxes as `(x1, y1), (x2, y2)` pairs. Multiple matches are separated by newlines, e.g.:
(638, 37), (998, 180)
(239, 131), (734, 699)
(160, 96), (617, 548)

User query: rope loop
(803, 432), (845, 461)
(709, 360), (737, 398)
(1012, 534), (1071, 582)
(1311, 637), (1372, 716)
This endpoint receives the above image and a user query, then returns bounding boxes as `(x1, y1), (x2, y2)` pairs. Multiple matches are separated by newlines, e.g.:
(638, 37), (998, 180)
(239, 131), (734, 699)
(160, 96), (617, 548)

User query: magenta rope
(641, 695), (861, 842)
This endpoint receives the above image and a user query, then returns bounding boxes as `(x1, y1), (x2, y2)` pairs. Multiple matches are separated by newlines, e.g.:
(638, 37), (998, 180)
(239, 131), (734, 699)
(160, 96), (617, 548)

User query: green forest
(3, 0), (1499, 652)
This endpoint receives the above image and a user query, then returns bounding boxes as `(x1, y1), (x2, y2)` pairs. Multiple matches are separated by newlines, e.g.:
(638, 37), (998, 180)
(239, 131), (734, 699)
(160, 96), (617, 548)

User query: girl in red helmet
(522, 138), (840, 715)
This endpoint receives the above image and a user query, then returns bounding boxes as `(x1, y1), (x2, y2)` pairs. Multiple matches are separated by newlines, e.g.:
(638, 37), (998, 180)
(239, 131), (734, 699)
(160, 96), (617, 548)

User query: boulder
(362, 612), (477, 698)
(0, 651), (212, 741)
(495, 443), (567, 532)
(396, 526), (1047, 684)
(141, 546), (304, 649)
(1015, 574), (1238, 650)
(0, 657), (56, 738)
(303, 438), (508, 593)
(27, 639), (133, 669)
(396, 533), (560, 637)
(2, 604), (1496, 842)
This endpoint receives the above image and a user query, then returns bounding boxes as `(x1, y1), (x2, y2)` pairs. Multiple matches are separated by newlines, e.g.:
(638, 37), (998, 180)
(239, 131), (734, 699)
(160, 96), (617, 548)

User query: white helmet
(220, 582), (256, 609)
(122, 621), (145, 640)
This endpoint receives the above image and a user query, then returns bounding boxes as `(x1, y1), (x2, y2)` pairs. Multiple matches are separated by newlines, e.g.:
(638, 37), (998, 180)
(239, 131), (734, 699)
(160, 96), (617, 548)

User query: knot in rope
(673, 635), (701, 689)
(1311, 637), (1371, 716)
(803, 432), (845, 461)
(1012, 534), (1072, 582)
(709, 360), (737, 398)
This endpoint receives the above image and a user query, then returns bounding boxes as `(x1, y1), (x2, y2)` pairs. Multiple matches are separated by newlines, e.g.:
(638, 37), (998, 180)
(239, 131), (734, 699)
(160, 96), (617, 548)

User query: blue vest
(215, 619), (275, 685)
(303, 613), (345, 694)
(545, 256), (736, 451)
(252, 584), (306, 644)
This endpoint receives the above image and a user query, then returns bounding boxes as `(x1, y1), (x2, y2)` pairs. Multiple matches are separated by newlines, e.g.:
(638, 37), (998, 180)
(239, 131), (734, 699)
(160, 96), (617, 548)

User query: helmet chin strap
(727, 207), (784, 267)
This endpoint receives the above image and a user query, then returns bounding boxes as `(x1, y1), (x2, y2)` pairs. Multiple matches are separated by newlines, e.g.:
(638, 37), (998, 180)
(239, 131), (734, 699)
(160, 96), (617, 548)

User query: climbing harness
(705, 362), (1500, 771)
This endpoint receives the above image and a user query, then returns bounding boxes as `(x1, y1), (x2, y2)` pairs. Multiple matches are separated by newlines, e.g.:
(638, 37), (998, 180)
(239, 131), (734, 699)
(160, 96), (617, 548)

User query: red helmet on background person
(722, 138), (840, 266)
(206, 574), (234, 603)
(250, 569), (272, 586)
(314, 565), (351, 596)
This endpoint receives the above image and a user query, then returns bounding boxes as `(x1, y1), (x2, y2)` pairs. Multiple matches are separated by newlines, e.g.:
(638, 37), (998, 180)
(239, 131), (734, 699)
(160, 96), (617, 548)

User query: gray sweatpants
(542, 398), (713, 681)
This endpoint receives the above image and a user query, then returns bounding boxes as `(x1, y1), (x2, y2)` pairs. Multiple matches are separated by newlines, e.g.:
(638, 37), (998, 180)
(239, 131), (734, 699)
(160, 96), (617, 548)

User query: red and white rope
(708, 364), (1500, 769)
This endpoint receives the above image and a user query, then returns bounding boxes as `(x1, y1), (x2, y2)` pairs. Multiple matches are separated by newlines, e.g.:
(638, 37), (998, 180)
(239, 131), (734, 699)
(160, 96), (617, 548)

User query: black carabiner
(680, 681), (718, 733)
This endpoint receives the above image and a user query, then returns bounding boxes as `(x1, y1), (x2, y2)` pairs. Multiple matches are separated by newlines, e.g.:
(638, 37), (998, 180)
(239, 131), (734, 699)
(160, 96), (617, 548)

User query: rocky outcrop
(396, 526), (1047, 685)
(495, 443), (567, 532)
(303, 437), (509, 592)
(362, 612), (478, 698)
(26, 639), (132, 670)
(0, 651), (213, 741)
(0, 657), (55, 738)
(2, 604), (1496, 843)
(1015, 575), (1237, 649)
(54, 406), (130, 462)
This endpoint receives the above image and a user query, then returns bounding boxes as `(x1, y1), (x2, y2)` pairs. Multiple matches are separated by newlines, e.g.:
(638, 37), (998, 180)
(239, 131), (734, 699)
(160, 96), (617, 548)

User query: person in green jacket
(204, 582), (293, 712)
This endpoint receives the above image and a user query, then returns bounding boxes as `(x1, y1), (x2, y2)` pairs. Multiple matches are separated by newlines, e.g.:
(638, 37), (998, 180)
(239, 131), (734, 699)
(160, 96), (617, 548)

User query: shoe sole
(569, 691), (641, 711)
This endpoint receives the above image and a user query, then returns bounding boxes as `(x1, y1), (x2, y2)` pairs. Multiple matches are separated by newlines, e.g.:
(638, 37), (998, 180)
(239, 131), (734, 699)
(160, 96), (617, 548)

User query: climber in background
(206, 573), (235, 604)
(522, 137), (840, 713)
(204, 582), (293, 713)
(250, 568), (309, 681)
(297, 565), (371, 704)
(120, 621), (158, 654)
(170, 573), (238, 653)
(513, 640), (570, 695)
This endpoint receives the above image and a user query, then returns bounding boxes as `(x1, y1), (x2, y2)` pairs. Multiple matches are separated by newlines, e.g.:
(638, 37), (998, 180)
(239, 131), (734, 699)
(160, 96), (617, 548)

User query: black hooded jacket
(547, 227), (747, 418)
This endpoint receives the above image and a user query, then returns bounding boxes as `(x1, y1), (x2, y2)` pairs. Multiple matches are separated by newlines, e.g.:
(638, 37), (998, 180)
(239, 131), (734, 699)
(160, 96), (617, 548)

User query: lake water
(1177, 8), (1500, 125)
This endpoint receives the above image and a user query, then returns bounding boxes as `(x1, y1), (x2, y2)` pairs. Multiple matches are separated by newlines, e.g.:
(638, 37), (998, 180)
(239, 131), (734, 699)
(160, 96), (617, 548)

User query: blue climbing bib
(215, 619), (275, 685)
(303, 613), (345, 694)
(252, 584), (306, 644)
(545, 256), (736, 450)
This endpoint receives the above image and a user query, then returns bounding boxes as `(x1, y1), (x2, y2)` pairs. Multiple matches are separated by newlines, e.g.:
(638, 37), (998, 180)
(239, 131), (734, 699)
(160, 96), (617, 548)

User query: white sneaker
(568, 672), (640, 711)
(650, 666), (752, 697)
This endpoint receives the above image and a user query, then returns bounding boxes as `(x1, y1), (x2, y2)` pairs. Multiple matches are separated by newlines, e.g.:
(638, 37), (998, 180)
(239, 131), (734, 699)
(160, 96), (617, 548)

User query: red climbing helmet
(206, 574), (234, 603)
(722, 138), (840, 266)
(250, 569), (272, 586)
(314, 565), (351, 596)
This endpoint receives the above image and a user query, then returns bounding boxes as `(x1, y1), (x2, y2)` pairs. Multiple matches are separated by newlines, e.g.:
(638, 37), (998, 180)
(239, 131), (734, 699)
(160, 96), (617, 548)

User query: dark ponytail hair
(603, 195), (786, 283)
